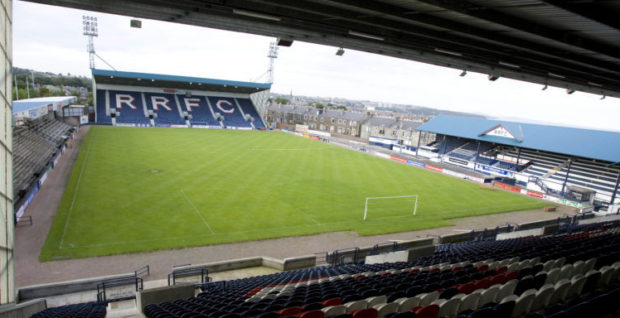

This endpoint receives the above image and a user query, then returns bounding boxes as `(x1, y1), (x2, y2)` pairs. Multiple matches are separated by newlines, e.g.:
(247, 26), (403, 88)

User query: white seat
(507, 263), (519, 272)
(500, 294), (518, 304)
(438, 298), (461, 318)
(496, 279), (518, 302)
(598, 266), (614, 288)
(611, 266), (620, 284)
(479, 285), (499, 307)
(572, 260), (586, 276)
(458, 292), (480, 313)
(545, 268), (561, 285)
(511, 289), (536, 318)
(554, 257), (566, 269)
(366, 295), (387, 307)
(565, 274), (586, 301)
(374, 302), (399, 318)
(322, 305), (347, 316)
(542, 260), (555, 272)
(529, 284), (555, 313)
(344, 299), (367, 313)
(548, 278), (571, 305)
(584, 258), (597, 273)
(419, 291), (439, 306)
(396, 297), (419, 312)
(559, 264), (574, 281)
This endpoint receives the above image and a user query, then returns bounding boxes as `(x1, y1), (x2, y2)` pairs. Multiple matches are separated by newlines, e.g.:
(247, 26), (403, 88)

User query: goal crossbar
(363, 195), (418, 221)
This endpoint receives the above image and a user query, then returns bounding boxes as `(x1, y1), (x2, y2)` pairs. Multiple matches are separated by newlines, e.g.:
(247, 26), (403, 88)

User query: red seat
(490, 274), (507, 285)
(278, 306), (302, 316)
(495, 266), (508, 274)
(351, 308), (378, 318)
(458, 282), (476, 294)
(414, 304), (440, 318)
(477, 264), (489, 272)
(321, 297), (342, 307)
(299, 310), (325, 318)
(505, 270), (519, 281)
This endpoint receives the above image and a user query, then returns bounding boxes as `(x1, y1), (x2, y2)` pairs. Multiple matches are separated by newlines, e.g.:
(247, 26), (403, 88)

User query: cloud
(12, 1), (620, 132)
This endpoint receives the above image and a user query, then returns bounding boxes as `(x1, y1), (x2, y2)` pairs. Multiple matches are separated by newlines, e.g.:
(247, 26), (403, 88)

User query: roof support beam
(414, 0), (620, 60)
(540, 0), (620, 31)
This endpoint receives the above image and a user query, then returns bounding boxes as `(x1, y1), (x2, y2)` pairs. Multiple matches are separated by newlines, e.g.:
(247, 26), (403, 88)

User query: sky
(12, 1), (620, 132)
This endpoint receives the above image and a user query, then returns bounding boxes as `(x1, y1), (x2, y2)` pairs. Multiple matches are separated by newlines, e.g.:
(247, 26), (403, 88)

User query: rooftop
(13, 96), (78, 113)
(93, 69), (271, 94)
(418, 115), (620, 163)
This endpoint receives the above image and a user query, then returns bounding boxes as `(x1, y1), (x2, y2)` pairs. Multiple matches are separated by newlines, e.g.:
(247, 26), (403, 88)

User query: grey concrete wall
(17, 273), (135, 301)
(195, 257), (264, 273)
(137, 283), (194, 313)
(182, 255), (315, 275)
(282, 255), (315, 271)
(0, 299), (46, 318)
(440, 232), (471, 244)
(518, 219), (557, 230)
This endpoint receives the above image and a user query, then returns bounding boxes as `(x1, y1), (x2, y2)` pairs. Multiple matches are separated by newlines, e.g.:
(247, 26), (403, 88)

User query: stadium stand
(237, 97), (266, 129)
(144, 92), (186, 126)
(418, 116), (620, 210)
(93, 69), (270, 129)
(179, 95), (220, 127)
(13, 117), (75, 206)
(207, 97), (251, 128)
(127, 219), (620, 318)
(95, 91), (266, 129)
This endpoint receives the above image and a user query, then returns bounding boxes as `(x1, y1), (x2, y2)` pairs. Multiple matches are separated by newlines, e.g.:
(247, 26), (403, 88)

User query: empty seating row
(141, 224), (620, 318)
(30, 302), (106, 318)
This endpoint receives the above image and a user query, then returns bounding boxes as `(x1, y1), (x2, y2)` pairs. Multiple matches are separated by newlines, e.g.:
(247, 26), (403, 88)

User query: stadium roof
(12, 96), (77, 113)
(92, 69), (271, 94)
(418, 115), (620, 163)
(26, 0), (620, 98)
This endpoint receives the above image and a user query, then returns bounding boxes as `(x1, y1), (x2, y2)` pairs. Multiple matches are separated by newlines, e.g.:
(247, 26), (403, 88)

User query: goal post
(363, 195), (418, 220)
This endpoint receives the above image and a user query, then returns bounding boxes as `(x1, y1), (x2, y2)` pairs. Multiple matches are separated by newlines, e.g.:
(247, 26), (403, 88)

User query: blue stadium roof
(13, 96), (77, 113)
(418, 115), (620, 163)
(92, 69), (271, 94)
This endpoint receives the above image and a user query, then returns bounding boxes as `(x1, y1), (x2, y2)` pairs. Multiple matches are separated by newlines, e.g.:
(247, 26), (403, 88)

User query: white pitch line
(309, 217), (321, 225)
(181, 189), (215, 235)
(59, 131), (93, 248)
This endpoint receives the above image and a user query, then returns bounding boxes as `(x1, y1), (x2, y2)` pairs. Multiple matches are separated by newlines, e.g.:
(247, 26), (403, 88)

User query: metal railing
(167, 266), (210, 286)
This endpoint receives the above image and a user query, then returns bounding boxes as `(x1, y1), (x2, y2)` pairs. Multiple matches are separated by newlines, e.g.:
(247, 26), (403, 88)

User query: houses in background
(265, 103), (434, 146)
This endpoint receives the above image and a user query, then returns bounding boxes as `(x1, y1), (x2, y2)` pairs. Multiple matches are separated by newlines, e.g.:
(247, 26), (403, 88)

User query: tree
(274, 97), (289, 104)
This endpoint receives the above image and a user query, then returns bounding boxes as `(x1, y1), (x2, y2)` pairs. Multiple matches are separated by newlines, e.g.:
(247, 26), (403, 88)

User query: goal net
(363, 195), (418, 220)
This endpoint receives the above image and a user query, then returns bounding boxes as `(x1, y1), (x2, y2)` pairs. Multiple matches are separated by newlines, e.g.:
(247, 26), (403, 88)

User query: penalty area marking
(181, 189), (215, 235)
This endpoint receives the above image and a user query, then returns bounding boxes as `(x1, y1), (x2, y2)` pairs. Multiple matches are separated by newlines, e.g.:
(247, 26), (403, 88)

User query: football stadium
(3, 1), (620, 318)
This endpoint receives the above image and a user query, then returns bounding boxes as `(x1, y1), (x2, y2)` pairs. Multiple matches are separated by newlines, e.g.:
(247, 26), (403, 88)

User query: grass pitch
(41, 126), (546, 261)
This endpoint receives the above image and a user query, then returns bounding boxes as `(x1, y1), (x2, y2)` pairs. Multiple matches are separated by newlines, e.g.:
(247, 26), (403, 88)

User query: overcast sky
(13, 1), (620, 132)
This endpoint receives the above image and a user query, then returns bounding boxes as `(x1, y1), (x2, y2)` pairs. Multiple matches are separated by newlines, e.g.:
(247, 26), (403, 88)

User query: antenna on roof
(518, 124), (525, 142)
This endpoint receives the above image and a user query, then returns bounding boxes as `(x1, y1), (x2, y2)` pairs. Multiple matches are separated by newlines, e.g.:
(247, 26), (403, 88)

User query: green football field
(40, 126), (546, 261)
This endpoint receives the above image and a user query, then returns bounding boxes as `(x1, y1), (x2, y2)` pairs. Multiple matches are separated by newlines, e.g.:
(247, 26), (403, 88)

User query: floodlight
(130, 19), (142, 28)
(488, 74), (499, 81)
(336, 47), (345, 56)
(459, 70), (467, 77)
(434, 48), (462, 57)
(542, 84), (548, 90)
(567, 89), (575, 94)
(233, 9), (281, 21)
(348, 30), (384, 41)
